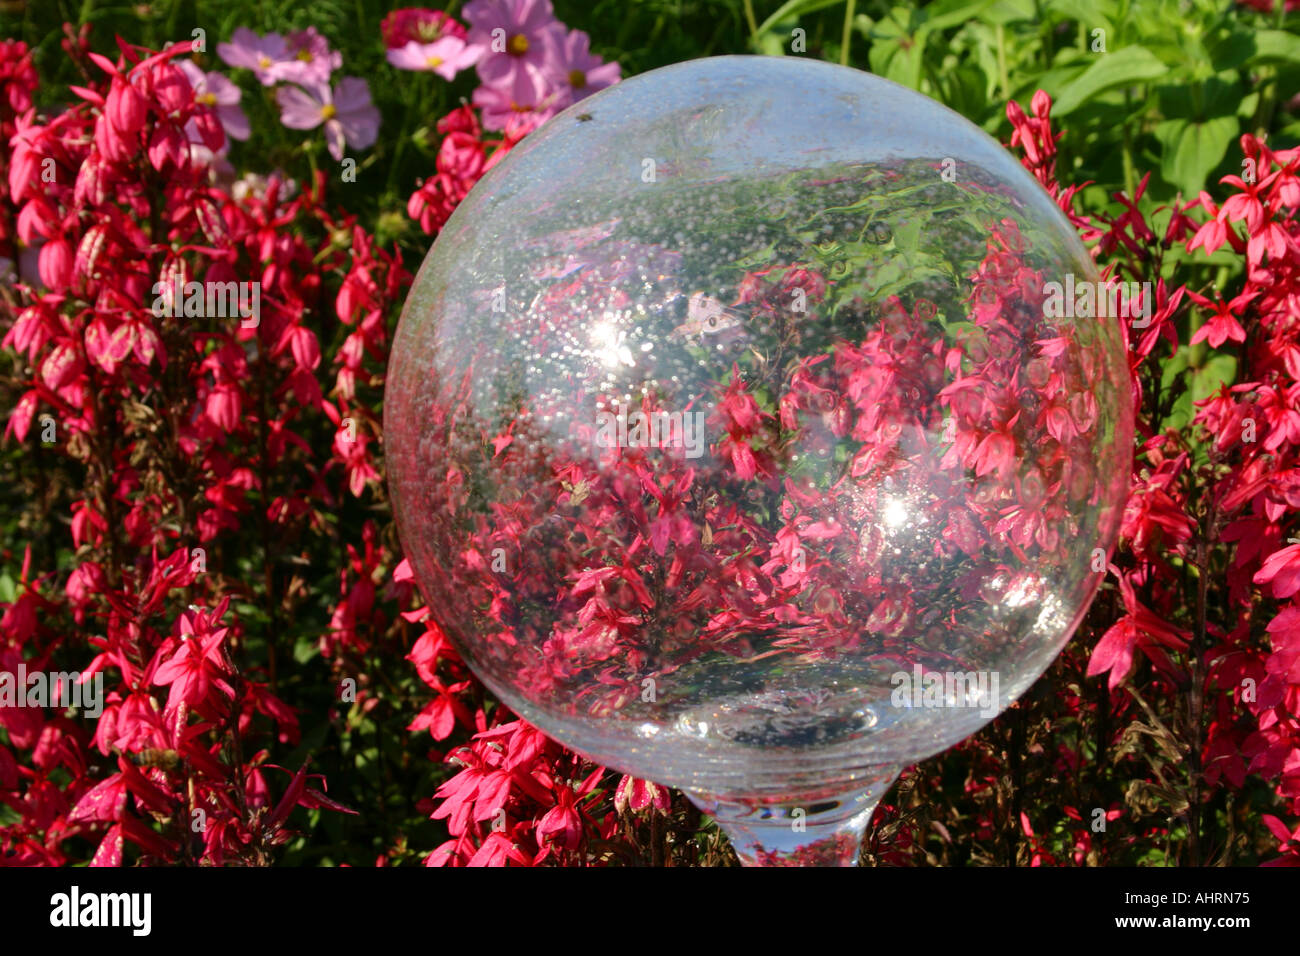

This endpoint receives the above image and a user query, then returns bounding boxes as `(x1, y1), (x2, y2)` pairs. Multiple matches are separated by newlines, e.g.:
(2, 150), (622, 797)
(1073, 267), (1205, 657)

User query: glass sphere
(386, 56), (1132, 804)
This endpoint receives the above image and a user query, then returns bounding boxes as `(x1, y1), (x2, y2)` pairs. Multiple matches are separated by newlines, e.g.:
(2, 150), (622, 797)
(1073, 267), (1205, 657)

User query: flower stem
(742, 0), (760, 45)
(841, 0), (857, 66)
(1122, 89), (1137, 202)
(996, 23), (1010, 102)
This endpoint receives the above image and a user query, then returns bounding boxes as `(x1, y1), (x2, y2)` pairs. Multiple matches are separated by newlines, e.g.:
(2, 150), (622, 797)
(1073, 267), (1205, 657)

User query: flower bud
(38, 237), (73, 290)
(106, 75), (147, 135)
(151, 61), (192, 114)
(94, 112), (135, 164)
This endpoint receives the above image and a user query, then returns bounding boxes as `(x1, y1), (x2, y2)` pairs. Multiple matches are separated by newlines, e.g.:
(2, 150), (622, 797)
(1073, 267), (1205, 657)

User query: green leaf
(813, 180), (936, 217)
(878, 265), (947, 299)
(1051, 45), (1170, 115)
(757, 32), (790, 56)
(1245, 29), (1300, 67)
(1030, 56), (1092, 106)
(0, 572), (15, 605)
(1045, 0), (1116, 37)
(755, 0), (847, 37)
(1155, 114), (1237, 198)
(1192, 353), (1238, 404)
(922, 0), (997, 32)
(293, 635), (319, 664)
(980, 0), (1038, 24)
(1206, 28), (1255, 71)
(1164, 239), (1241, 271)
(1160, 370), (1195, 434)
(893, 216), (924, 259)
(941, 61), (993, 117)
(867, 8), (929, 90)
(1158, 72), (1249, 120)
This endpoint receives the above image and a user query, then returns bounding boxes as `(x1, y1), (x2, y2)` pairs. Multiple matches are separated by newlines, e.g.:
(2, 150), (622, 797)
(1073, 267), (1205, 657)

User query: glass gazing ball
(386, 56), (1132, 803)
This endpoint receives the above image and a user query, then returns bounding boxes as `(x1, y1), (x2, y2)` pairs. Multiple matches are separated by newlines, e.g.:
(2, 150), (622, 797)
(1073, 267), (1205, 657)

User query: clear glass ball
(386, 56), (1132, 802)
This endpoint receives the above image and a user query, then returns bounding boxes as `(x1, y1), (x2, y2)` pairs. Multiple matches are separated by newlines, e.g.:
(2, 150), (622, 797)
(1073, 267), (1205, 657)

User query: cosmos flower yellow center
(568, 69), (586, 89)
(426, 55), (444, 68)
(258, 54), (272, 69)
(321, 104), (337, 119)
(198, 92), (217, 106)
(297, 49), (314, 62)
(507, 34), (529, 56)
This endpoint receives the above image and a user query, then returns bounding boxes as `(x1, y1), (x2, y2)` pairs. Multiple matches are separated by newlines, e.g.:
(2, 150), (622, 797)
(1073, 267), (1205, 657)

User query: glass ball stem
(686, 765), (902, 866)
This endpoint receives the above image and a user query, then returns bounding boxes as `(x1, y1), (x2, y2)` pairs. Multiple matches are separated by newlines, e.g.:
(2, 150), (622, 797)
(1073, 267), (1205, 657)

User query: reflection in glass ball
(386, 56), (1132, 814)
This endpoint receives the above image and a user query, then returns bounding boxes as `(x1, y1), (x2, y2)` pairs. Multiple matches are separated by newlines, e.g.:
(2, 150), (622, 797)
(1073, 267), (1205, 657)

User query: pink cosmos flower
(217, 27), (291, 86)
(387, 37), (484, 80)
(276, 77), (380, 161)
(382, 8), (467, 48)
(546, 29), (620, 107)
(463, 0), (563, 89)
(471, 67), (561, 133)
(277, 27), (343, 87)
(177, 60), (249, 146)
